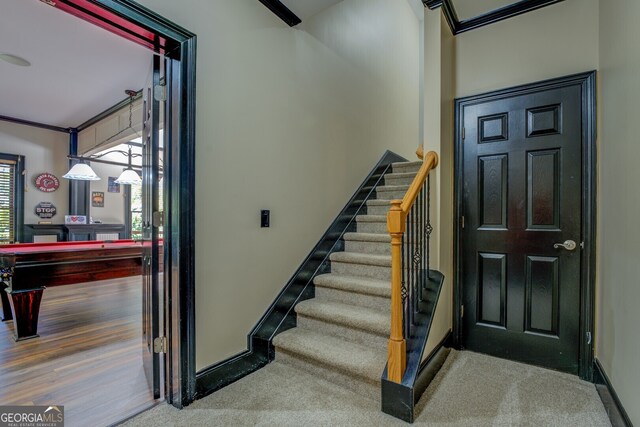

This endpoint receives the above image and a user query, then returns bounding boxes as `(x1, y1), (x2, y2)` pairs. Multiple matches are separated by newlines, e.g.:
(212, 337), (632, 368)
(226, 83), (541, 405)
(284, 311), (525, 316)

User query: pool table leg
(6, 287), (44, 341)
(0, 281), (12, 321)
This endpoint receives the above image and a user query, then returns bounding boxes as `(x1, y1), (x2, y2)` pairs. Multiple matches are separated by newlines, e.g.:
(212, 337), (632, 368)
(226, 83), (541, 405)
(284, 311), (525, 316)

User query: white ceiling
(282, 0), (345, 21)
(0, 0), (152, 128)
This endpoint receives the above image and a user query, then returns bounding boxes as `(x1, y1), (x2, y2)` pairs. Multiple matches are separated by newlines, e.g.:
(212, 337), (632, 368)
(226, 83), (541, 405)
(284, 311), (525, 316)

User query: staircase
(272, 160), (423, 400)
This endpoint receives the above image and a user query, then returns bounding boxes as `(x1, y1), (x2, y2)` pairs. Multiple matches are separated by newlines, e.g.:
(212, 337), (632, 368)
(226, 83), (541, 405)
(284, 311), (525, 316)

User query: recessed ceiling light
(0, 54), (31, 67)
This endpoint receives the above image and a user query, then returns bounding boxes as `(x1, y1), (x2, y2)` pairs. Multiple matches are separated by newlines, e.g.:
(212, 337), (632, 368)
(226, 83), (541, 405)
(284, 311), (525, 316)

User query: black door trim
(453, 71), (597, 380)
(54, 0), (198, 407)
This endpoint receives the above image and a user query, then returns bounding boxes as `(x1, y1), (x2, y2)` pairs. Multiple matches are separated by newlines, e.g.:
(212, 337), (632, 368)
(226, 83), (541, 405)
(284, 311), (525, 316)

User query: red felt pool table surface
(0, 239), (147, 340)
(0, 239), (142, 254)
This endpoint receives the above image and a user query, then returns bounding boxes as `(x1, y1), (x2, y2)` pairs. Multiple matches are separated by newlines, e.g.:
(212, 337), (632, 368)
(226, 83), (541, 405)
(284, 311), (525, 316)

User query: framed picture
(92, 191), (105, 207)
(108, 176), (121, 193)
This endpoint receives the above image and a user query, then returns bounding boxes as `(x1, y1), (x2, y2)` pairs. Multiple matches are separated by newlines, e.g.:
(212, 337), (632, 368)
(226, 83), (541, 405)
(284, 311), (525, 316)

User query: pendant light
(115, 146), (142, 185)
(63, 162), (100, 181)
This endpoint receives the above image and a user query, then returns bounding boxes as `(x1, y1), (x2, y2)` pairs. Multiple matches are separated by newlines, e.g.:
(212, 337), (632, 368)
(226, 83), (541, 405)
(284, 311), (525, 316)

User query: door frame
(453, 71), (597, 380)
(52, 0), (197, 407)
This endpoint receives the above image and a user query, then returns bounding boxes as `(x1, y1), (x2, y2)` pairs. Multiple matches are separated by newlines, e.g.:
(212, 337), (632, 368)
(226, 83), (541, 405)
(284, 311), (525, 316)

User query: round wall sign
(35, 173), (60, 193)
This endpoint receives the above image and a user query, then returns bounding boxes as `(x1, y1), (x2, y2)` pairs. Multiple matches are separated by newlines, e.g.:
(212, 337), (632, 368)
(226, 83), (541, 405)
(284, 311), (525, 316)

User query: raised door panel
(477, 253), (507, 328)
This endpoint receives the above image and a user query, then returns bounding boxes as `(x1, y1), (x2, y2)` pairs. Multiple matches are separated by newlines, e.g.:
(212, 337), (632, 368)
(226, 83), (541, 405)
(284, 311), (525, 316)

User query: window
(130, 183), (143, 240)
(0, 154), (24, 244)
(129, 180), (163, 240)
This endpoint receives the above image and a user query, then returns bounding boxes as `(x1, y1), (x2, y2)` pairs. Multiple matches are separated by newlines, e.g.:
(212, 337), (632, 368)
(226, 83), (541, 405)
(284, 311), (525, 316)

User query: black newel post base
(6, 287), (45, 341)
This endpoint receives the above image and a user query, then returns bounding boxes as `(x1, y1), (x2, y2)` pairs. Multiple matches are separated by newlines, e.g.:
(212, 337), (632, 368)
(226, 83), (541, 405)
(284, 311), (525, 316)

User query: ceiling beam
(258, 0), (302, 27)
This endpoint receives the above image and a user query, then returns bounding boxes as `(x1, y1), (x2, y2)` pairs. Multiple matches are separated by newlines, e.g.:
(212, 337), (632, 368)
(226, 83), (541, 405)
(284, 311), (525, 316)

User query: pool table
(0, 240), (144, 341)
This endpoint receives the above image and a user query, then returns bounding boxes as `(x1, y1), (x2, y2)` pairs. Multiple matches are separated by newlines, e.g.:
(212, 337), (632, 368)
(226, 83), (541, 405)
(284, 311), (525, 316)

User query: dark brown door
(459, 83), (583, 374)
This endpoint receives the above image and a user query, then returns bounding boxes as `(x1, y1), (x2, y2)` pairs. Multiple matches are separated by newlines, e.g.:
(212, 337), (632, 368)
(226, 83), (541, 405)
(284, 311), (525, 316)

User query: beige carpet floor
(123, 350), (610, 426)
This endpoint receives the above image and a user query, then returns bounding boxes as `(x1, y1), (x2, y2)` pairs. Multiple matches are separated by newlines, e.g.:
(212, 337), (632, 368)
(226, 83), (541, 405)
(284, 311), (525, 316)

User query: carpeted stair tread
(355, 214), (386, 223)
(269, 158), (427, 398)
(343, 232), (391, 243)
(330, 251), (391, 267)
(391, 161), (422, 171)
(385, 172), (417, 179)
(295, 299), (389, 336)
(366, 199), (393, 206)
(392, 160), (422, 167)
(314, 274), (391, 298)
(273, 329), (387, 383)
(375, 184), (410, 192)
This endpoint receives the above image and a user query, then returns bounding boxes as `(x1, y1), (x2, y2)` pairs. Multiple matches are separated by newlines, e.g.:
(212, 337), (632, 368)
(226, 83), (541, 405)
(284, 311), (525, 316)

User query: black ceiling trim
(0, 115), (71, 134)
(76, 89), (143, 132)
(424, 0), (566, 35)
(258, 0), (302, 27)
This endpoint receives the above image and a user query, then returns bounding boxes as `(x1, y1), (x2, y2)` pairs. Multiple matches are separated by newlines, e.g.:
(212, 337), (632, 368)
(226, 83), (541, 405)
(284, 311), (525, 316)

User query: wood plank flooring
(0, 276), (158, 427)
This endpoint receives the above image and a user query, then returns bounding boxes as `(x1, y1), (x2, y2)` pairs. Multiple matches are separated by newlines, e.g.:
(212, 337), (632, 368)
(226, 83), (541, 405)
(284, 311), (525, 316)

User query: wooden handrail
(400, 151), (438, 213)
(386, 148), (439, 383)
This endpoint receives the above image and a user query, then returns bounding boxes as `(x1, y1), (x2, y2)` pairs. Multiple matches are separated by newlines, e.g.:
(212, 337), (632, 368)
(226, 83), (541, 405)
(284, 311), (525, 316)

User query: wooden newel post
(387, 199), (406, 383)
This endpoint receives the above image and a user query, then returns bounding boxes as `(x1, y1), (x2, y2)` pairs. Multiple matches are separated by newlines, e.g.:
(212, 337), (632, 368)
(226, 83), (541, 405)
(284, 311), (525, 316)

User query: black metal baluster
(413, 202), (417, 328)
(422, 183), (426, 291)
(417, 188), (423, 304)
(422, 185), (426, 299)
(426, 175), (432, 279)
(401, 232), (406, 337)
(412, 202), (417, 319)
(413, 201), (422, 313)
(404, 213), (410, 336)
(408, 204), (414, 331)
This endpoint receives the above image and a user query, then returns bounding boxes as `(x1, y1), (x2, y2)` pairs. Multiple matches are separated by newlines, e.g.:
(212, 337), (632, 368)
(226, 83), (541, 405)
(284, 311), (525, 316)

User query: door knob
(553, 240), (577, 251)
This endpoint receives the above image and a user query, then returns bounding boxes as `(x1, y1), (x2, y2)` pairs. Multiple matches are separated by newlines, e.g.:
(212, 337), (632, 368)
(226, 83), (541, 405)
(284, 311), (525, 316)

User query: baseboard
(593, 359), (634, 427)
(195, 350), (268, 399)
(414, 331), (453, 401)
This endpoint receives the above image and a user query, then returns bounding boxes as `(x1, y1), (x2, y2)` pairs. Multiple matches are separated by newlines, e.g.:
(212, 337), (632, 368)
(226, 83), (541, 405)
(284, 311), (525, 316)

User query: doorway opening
(49, 0), (197, 408)
(0, 0), (196, 424)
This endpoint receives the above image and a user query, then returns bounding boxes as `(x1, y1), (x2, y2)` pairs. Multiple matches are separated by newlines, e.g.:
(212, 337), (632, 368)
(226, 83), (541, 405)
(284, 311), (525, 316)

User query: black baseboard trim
(414, 332), (452, 401)
(195, 350), (268, 399)
(593, 359), (634, 427)
(381, 330), (452, 423)
(195, 150), (407, 401)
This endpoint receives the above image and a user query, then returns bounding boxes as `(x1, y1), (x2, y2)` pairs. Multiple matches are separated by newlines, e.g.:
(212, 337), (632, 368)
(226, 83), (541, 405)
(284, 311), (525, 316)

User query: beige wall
(597, 0), (640, 424)
(424, 9), (457, 358)
(422, 7), (456, 358)
(88, 161), (126, 224)
(0, 121), (69, 226)
(135, 0), (421, 370)
(454, 0), (599, 98)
